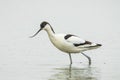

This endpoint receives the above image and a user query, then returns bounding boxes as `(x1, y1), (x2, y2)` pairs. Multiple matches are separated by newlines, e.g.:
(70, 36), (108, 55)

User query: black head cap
(40, 21), (49, 29)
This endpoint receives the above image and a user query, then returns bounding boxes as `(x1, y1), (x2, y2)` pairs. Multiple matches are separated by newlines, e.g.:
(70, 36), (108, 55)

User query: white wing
(64, 34), (101, 49)
(65, 34), (85, 45)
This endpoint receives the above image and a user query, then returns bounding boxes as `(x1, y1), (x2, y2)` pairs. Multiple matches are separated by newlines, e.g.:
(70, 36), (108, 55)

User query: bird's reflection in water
(49, 64), (100, 80)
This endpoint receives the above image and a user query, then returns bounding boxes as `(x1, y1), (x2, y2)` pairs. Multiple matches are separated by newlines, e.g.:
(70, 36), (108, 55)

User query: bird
(30, 21), (102, 65)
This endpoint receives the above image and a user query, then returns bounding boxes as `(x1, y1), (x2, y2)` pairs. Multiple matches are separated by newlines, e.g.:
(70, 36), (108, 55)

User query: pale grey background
(0, 0), (120, 80)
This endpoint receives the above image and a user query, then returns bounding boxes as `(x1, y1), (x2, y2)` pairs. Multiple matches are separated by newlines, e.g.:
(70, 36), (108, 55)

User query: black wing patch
(64, 34), (76, 40)
(74, 41), (92, 47)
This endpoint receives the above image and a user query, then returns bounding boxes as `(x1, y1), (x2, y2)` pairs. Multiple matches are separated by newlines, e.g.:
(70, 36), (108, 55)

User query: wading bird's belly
(51, 39), (81, 53)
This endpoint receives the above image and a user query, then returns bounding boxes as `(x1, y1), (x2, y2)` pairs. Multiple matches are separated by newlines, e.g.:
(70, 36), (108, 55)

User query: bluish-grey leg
(68, 53), (72, 64)
(81, 52), (91, 65)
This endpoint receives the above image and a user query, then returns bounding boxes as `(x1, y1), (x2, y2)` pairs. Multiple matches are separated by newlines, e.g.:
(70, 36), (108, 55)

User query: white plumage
(66, 35), (85, 45)
(30, 21), (102, 65)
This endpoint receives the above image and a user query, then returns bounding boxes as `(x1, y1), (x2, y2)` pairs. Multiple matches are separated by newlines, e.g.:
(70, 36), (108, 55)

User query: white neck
(44, 25), (55, 38)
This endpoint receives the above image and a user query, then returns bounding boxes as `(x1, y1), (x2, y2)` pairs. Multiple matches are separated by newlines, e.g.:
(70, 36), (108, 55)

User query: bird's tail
(85, 43), (102, 50)
(78, 43), (102, 52)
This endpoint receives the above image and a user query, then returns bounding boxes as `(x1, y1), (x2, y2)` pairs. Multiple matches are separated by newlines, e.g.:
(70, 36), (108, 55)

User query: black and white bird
(30, 21), (102, 65)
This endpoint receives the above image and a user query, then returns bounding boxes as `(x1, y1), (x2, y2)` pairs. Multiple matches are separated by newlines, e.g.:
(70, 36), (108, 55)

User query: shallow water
(50, 65), (100, 80)
(0, 46), (120, 80)
(0, 57), (100, 80)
